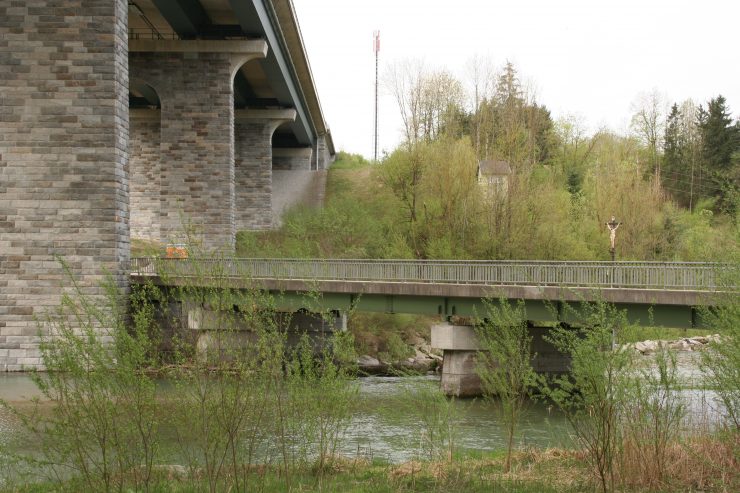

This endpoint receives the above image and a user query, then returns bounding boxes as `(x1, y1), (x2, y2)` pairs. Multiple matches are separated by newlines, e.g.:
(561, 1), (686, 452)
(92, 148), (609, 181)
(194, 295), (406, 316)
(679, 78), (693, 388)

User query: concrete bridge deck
(129, 258), (726, 328)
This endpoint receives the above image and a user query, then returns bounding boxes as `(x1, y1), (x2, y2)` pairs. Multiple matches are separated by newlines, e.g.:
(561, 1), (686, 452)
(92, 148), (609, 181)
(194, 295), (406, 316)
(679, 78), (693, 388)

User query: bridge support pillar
(186, 304), (346, 362)
(314, 134), (333, 170)
(431, 323), (483, 397)
(129, 109), (162, 242)
(431, 323), (569, 397)
(0, 0), (130, 371)
(234, 109), (296, 231)
(129, 41), (267, 250)
(271, 147), (327, 226)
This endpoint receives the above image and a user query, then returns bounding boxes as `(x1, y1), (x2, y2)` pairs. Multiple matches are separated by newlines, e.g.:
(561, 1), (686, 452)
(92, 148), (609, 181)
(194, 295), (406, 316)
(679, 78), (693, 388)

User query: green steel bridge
(129, 258), (729, 329)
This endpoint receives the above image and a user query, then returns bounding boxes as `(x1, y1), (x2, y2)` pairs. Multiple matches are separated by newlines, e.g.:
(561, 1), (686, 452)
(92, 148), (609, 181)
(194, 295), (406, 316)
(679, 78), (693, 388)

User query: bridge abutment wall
(272, 147), (313, 171)
(130, 52), (236, 250)
(0, 0), (130, 370)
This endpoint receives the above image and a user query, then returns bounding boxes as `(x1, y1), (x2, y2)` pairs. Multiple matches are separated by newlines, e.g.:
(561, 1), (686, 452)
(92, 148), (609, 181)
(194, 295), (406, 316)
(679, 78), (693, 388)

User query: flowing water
(0, 351), (725, 478)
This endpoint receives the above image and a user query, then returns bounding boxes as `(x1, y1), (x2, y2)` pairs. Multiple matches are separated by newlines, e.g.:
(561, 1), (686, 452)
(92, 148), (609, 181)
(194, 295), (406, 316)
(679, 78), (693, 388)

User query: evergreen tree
(699, 95), (740, 213)
(701, 95), (736, 171)
(663, 104), (682, 172)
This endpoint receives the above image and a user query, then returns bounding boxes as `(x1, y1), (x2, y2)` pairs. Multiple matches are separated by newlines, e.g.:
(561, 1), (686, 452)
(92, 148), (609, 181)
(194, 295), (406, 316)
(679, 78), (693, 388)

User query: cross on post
(606, 216), (621, 262)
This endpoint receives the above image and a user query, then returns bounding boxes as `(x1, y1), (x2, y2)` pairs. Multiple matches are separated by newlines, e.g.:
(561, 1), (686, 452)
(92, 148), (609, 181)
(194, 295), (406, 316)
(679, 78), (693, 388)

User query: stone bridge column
(234, 109), (296, 231)
(129, 40), (267, 251)
(129, 109), (161, 242)
(0, 0), (129, 370)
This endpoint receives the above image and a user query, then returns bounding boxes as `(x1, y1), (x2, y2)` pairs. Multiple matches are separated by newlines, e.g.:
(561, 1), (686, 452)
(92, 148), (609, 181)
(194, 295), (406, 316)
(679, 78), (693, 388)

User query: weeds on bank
(2, 249), (359, 493)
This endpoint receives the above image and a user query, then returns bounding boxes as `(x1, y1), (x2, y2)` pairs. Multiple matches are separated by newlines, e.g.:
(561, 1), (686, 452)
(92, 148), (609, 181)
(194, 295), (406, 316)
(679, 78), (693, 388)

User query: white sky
(293, 0), (740, 159)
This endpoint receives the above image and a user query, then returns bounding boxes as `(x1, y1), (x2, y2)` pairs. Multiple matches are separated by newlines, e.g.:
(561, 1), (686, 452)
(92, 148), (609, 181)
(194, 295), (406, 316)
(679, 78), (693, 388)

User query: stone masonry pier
(0, 0), (130, 370)
(1, 0), (335, 371)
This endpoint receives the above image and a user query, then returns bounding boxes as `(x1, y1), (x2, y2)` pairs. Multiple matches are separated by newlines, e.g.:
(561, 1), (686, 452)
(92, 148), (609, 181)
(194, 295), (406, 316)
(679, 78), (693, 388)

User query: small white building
(477, 160), (512, 196)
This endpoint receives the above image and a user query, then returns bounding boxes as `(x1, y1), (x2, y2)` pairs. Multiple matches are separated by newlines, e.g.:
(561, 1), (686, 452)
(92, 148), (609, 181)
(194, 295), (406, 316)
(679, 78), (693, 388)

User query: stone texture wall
(234, 120), (274, 231)
(0, 0), (130, 370)
(272, 147), (312, 171)
(129, 111), (161, 241)
(130, 52), (235, 250)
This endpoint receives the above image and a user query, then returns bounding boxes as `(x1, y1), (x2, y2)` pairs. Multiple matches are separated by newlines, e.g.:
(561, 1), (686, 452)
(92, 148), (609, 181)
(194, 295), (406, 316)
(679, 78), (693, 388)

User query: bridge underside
(270, 292), (704, 329)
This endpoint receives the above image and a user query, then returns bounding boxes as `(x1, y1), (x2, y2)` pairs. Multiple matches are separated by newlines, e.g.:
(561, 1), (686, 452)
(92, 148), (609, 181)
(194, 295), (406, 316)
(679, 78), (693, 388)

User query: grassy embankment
(7, 441), (736, 493)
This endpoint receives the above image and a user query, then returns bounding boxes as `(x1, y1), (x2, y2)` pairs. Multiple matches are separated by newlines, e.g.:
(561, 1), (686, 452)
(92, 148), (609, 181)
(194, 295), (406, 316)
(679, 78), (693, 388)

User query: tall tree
(699, 95), (740, 213)
(663, 100), (704, 210)
(630, 90), (667, 188)
(701, 95), (737, 171)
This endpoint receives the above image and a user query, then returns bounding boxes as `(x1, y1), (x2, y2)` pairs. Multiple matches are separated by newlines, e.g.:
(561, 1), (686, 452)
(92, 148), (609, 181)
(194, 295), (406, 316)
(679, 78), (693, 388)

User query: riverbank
(5, 437), (737, 493)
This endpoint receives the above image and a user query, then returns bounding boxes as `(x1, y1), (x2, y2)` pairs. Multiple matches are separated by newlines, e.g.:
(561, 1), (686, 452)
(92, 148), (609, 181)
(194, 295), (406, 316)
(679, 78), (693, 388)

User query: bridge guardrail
(127, 258), (726, 291)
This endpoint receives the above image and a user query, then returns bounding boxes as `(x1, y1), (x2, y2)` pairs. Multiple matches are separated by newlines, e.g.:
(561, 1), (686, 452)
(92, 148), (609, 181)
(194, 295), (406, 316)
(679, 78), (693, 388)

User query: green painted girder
(267, 291), (707, 329)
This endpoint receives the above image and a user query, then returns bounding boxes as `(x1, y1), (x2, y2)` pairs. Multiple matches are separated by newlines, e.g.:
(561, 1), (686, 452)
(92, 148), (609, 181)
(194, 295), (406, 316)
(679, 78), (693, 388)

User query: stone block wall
(130, 52), (235, 250)
(0, 0), (130, 370)
(129, 111), (161, 241)
(234, 120), (274, 231)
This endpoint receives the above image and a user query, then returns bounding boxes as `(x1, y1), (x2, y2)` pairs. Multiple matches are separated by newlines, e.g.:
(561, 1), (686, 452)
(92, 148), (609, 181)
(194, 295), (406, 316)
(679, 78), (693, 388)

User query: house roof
(478, 160), (512, 176)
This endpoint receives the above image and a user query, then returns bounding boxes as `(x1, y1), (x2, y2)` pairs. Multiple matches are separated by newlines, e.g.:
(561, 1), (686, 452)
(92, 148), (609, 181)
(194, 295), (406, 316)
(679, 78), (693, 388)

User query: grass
(8, 437), (736, 492)
(3, 451), (590, 493)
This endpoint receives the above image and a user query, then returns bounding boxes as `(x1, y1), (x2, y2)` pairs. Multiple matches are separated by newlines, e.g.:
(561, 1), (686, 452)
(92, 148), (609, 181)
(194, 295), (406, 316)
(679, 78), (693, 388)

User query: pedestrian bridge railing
(128, 258), (726, 291)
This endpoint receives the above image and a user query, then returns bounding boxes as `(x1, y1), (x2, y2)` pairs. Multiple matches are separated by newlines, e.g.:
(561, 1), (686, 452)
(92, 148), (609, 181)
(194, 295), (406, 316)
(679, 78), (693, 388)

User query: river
(0, 350), (725, 483)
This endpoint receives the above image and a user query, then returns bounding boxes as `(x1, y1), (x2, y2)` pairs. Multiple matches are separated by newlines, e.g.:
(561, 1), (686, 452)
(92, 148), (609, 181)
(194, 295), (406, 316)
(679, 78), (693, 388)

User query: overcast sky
(292, 0), (740, 159)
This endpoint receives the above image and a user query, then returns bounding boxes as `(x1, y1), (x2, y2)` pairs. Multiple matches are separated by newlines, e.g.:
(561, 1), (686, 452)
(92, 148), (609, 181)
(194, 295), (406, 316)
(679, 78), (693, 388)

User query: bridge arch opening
(128, 79), (163, 243)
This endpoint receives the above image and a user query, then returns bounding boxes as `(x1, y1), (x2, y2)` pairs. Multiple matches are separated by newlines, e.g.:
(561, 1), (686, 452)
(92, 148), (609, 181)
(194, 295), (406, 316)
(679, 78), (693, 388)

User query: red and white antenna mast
(373, 30), (380, 162)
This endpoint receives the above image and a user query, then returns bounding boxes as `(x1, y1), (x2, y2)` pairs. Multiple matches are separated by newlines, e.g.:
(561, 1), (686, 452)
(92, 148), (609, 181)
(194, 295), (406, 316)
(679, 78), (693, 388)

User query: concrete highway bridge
(129, 257), (726, 395)
(1, 0), (333, 370)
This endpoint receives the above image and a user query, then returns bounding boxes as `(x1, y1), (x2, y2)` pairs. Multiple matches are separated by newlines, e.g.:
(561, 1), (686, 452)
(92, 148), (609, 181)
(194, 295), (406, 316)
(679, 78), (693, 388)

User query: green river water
(0, 351), (724, 486)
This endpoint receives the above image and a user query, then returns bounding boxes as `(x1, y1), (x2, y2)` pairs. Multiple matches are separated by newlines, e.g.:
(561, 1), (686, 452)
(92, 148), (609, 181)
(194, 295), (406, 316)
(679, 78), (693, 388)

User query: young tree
(475, 299), (538, 473)
(385, 60), (467, 144)
(544, 301), (635, 493)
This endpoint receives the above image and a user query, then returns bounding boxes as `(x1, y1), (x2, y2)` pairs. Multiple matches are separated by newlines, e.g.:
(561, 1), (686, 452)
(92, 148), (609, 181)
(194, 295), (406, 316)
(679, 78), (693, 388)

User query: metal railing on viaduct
(128, 258), (721, 291)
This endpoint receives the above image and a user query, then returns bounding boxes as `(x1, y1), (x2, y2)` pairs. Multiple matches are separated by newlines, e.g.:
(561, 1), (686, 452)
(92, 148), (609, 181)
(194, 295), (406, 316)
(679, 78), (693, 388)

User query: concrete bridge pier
(185, 304), (346, 362)
(431, 322), (569, 397)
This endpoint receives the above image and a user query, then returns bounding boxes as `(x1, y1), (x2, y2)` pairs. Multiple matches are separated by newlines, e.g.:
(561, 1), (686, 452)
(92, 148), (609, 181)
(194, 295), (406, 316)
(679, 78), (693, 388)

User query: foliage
(700, 261), (740, 430)
(622, 347), (686, 488)
(3, 252), (365, 493)
(543, 301), (636, 493)
(474, 298), (539, 473)
(0, 260), (160, 492)
(390, 379), (460, 462)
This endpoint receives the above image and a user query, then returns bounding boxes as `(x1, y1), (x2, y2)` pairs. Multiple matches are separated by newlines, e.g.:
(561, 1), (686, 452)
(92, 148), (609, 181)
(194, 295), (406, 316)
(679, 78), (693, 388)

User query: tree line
(372, 59), (739, 261)
(237, 59), (738, 262)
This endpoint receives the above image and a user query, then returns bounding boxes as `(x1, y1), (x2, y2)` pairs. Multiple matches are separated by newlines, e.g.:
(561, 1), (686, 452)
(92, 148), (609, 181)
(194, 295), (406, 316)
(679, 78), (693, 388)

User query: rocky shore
(356, 340), (442, 376)
(623, 334), (721, 355)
